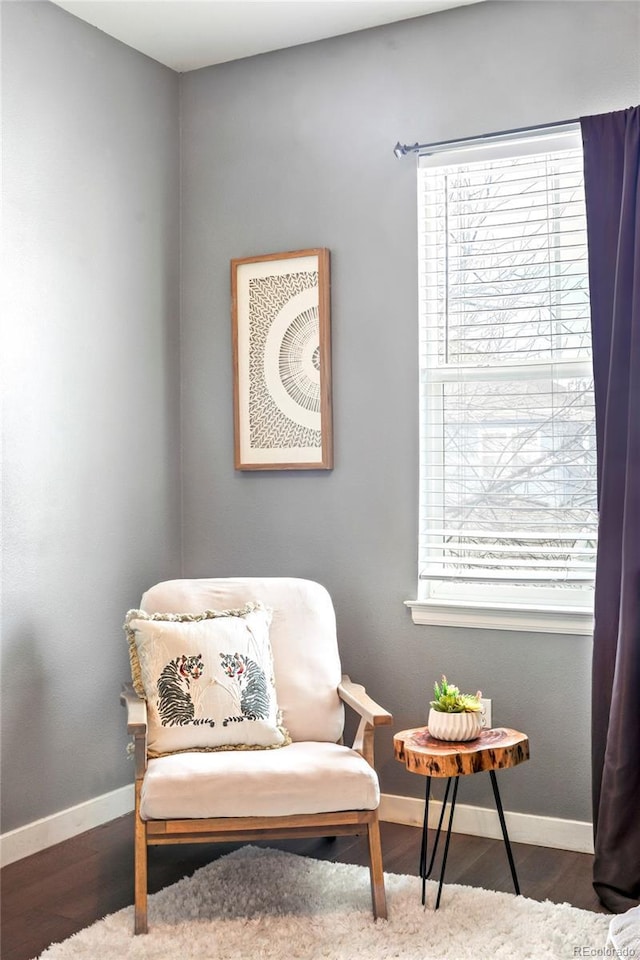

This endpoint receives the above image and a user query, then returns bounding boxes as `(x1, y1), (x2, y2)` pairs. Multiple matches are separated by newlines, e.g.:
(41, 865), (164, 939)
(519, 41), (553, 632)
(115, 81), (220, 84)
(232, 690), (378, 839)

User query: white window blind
(418, 133), (597, 606)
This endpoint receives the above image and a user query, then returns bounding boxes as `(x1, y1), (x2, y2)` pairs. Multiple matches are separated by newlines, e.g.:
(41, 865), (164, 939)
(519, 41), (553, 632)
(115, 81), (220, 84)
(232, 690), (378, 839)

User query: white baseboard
(380, 792), (594, 855)
(0, 786), (593, 867)
(0, 784), (134, 868)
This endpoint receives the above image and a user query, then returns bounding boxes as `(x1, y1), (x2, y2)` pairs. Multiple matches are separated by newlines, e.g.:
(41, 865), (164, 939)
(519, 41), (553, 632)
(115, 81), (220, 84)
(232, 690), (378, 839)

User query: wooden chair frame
(121, 675), (392, 933)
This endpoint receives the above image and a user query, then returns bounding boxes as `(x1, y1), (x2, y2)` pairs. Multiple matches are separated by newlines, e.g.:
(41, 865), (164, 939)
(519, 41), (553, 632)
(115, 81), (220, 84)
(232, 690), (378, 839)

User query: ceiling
(50, 0), (483, 72)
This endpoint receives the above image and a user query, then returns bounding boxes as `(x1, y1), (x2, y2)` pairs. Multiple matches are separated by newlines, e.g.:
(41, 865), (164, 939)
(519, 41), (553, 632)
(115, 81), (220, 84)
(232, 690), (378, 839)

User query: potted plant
(428, 676), (483, 741)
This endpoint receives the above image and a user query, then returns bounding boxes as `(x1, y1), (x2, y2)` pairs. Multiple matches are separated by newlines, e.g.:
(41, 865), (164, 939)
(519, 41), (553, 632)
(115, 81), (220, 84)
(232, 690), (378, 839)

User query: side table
(394, 726), (529, 908)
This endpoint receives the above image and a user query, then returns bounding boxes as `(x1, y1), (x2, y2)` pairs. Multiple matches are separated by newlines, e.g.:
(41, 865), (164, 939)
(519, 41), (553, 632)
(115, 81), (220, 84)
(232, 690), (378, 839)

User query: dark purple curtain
(581, 105), (640, 913)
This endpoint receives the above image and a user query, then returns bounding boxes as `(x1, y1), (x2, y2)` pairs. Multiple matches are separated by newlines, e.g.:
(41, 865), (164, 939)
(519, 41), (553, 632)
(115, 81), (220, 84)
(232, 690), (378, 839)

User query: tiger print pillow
(124, 602), (290, 756)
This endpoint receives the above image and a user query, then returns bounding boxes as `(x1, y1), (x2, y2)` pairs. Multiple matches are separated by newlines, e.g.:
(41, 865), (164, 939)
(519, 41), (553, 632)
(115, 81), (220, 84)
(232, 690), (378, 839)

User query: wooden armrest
(338, 676), (393, 727)
(120, 683), (147, 735)
(120, 683), (148, 779)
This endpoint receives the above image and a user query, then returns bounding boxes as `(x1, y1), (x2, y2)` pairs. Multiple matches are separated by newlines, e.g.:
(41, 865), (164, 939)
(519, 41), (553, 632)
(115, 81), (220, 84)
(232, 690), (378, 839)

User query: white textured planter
(427, 708), (483, 742)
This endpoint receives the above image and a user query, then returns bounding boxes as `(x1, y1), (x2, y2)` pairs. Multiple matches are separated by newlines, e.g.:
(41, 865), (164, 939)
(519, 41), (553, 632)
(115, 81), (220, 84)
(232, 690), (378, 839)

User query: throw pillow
(124, 602), (289, 756)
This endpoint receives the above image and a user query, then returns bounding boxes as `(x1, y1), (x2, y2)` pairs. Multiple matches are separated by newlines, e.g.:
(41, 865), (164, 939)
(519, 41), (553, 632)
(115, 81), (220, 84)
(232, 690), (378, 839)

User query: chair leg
(367, 813), (387, 920)
(134, 781), (148, 934)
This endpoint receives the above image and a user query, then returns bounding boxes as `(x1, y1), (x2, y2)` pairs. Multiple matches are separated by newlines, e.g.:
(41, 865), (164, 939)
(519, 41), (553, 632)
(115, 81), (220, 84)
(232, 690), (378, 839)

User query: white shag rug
(36, 845), (611, 960)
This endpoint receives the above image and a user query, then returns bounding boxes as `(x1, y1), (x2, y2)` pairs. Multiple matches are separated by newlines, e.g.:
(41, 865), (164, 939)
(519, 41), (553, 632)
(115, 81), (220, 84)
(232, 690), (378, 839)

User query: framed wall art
(231, 248), (332, 470)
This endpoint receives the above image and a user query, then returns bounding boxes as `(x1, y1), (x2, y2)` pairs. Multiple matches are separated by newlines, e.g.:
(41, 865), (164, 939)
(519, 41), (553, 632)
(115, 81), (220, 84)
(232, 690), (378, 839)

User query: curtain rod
(393, 117), (580, 159)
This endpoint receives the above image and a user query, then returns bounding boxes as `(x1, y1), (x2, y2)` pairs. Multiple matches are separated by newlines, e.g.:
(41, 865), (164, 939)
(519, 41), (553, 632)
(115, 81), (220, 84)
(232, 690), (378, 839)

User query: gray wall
(1, 1), (181, 832)
(180, 1), (640, 819)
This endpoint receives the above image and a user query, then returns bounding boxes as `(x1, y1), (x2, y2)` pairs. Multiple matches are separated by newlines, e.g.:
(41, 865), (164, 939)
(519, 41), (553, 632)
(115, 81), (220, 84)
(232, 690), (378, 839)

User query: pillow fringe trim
(147, 727), (292, 759)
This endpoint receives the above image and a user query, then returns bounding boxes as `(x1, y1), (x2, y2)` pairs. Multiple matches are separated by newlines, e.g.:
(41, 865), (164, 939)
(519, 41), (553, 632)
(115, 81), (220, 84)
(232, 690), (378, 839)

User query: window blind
(418, 144), (597, 588)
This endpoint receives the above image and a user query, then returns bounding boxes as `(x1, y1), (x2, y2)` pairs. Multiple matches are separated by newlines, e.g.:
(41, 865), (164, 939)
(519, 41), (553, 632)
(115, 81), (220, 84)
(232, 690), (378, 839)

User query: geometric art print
(232, 249), (332, 470)
(248, 271), (321, 449)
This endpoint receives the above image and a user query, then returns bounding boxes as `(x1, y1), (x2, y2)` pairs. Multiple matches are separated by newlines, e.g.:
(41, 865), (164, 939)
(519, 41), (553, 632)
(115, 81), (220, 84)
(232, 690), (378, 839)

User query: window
(412, 129), (597, 632)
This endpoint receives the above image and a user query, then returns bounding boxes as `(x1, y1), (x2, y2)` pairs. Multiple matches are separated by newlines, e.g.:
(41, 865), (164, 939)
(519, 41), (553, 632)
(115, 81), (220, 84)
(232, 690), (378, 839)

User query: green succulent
(430, 675), (482, 713)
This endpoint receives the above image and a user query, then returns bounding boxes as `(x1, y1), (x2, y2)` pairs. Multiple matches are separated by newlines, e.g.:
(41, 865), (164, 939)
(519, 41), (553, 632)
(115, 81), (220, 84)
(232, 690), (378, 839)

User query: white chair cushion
(140, 578), (344, 743)
(140, 741), (380, 820)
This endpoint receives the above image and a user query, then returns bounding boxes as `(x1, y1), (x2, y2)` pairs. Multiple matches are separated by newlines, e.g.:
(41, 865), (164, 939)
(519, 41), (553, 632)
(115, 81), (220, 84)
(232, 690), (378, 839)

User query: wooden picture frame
(231, 248), (332, 470)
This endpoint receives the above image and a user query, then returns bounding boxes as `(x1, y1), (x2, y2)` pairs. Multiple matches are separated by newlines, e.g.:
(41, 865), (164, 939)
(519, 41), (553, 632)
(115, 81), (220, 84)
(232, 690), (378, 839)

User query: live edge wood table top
(394, 726), (530, 779)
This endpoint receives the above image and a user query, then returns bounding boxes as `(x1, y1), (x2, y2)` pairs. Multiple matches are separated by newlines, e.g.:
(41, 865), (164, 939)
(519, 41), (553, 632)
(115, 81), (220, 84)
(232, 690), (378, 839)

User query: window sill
(405, 599), (594, 635)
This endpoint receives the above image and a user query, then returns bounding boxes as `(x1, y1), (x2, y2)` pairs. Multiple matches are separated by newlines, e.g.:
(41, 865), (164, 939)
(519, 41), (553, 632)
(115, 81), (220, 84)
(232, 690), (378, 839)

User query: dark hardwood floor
(1, 816), (608, 960)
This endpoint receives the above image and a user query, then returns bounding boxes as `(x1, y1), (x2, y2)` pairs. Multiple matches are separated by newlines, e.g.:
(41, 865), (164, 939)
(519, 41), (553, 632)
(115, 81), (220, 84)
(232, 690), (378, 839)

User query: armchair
(121, 577), (392, 933)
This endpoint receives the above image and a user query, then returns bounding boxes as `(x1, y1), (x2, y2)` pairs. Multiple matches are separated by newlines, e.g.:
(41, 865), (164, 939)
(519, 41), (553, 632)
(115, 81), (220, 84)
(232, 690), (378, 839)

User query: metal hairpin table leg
(420, 776), (430, 906)
(434, 776), (459, 910)
(419, 776), (452, 906)
(489, 769), (520, 895)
